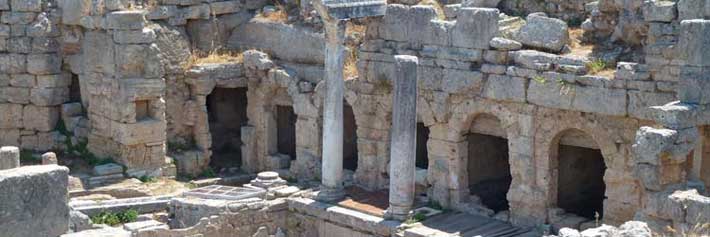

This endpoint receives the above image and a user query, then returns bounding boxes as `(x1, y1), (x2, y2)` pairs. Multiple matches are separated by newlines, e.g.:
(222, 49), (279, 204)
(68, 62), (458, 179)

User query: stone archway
(466, 114), (511, 212)
(551, 129), (606, 219)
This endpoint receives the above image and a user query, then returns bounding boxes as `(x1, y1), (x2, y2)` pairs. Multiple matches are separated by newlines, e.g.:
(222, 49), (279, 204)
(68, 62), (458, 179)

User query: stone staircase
(404, 212), (538, 237)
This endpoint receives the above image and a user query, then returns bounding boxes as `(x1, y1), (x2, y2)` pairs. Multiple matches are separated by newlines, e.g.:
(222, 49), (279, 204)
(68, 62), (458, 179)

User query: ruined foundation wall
(346, 4), (681, 226)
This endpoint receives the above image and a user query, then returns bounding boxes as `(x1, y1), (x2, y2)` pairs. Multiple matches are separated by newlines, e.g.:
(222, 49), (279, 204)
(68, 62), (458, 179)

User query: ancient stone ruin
(0, 0), (709, 236)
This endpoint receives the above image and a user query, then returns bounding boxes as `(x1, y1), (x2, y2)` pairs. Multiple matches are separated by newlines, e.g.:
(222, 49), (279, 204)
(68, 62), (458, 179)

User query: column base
(384, 205), (412, 221)
(314, 186), (345, 203)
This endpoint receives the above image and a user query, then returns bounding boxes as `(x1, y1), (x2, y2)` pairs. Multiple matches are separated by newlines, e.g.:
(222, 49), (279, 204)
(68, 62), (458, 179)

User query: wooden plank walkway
(404, 212), (537, 237)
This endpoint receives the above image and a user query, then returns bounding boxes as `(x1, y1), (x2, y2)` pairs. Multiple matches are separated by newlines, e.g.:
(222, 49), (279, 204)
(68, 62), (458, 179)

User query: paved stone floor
(404, 212), (534, 237)
(338, 186), (391, 217)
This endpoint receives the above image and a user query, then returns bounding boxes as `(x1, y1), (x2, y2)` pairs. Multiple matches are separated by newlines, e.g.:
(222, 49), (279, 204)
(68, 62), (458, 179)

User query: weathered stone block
(0, 165), (69, 237)
(36, 73), (71, 88)
(379, 4), (410, 42)
(93, 163), (124, 176)
(210, 0), (242, 15)
(147, 5), (178, 20)
(490, 37), (522, 51)
(482, 74), (526, 102)
(451, 7), (499, 49)
(678, 20), (710, 67)
(514, 14), (569, 52)
(0, 87), (30, 104)
(27, 53), (61, 75)
(105, 10), (147, 30)
(82, 32), (116, 74)
(9, 74), (35, 88)
(113, 28), (156, 44)
(643, 0), (677, 22)
(112, 119), (166, 145)
(30, 87), (69, 106)
(628, 91), (677, 120)
(11, 0), (41, 12)
(573, 86), (627, 116)
(0, 103), (22, 129)
(227, 19), (325, 65)
(678, 66), (710, 104)
(442, 69), (483, 94)
(22, 105), (59, 132)
(0, 54), (27, 74)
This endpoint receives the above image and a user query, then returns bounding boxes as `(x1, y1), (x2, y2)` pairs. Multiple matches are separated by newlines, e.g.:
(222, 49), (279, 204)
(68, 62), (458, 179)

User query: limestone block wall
(178, 52), (323, 179)
(498, 0), (595, 21)
(0, 0), (67, 151)
(345, 4), (687, 227)
(3, 0), (255, 176)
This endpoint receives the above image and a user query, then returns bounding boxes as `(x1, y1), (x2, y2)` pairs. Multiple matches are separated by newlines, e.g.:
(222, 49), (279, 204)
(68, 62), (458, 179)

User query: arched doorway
(467, 114), (511, 212)
(553, 129), (606, 219)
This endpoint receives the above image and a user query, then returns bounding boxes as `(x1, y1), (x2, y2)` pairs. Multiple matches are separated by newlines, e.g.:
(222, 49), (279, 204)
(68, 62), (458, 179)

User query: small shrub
(532, 75), (547, 84)
(428, 200), (443, 210)
(199, 168), (217, 178)
(404, 212), (427, 224)
(19, 150), (38, 163)
(586, 59), (607, 75)
(567, 18), (583, 27)
(138, 175), (157, 183)
(90, 209), (138, 226)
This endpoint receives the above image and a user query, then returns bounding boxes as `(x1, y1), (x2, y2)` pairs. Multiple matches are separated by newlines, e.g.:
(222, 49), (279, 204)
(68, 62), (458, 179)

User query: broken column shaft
(318, 20), (347, 201)
(387, 55), (419, 220)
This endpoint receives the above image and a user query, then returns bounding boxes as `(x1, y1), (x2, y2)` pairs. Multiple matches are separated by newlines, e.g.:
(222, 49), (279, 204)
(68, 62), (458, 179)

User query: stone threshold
(288, 197), (401, 237)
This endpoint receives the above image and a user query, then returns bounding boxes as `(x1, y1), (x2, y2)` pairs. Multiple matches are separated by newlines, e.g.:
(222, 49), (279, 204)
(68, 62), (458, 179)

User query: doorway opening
(343, 103), (359, 171)
(276, 105), (297, 160)
(467, 114), (511, 212)
(416, 123), (430, 169)
(555, 129), (606, 219)
(207, 88), (248, 171)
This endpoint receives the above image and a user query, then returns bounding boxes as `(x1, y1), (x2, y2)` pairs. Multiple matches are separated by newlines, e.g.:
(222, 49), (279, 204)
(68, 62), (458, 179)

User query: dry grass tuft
(186, 49), (244, 69)
(344, 22), (366, 80)
(255, 4), (288, 23)
(418, 0), (446, 20)
(666, 222), (710, 237)
(344, 50), (358, 80)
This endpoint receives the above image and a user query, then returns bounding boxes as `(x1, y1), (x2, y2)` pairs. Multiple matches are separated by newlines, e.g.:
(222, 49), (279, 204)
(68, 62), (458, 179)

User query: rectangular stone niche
(135, 100), (150, 121)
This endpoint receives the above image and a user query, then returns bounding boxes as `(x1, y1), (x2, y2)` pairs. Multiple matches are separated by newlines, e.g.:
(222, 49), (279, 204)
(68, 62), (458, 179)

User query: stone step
(93, 163), (124, 176)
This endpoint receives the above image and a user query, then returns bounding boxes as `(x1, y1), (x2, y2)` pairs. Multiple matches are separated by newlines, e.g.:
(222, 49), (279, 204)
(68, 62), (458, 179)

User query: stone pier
(386, 55), (419, 220)
(318, 20), (348, 201)
(0, 146), (20, 170)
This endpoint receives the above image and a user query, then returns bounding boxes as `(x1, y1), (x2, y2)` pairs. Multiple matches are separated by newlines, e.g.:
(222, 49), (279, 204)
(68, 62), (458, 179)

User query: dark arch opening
(207, 87), (248, 171)
(276, 105), (297, 160)
(343, 103), (358, 171)
(556, 129), (607, 219)
(467, 114), (511, 212)
(416, 123), (430, 169)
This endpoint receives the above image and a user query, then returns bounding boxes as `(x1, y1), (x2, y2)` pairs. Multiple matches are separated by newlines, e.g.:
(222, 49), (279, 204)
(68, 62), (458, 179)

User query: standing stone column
(386, 55), (419, 220)
(318, 20), (347, 201)
(0, 146), (21, 170)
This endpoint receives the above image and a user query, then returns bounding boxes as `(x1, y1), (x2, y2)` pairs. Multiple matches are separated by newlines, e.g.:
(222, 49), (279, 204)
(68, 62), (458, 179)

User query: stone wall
(174, 51), (323, 179)
(0, 0), (67, 151)
(344, 4), (685, 227)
